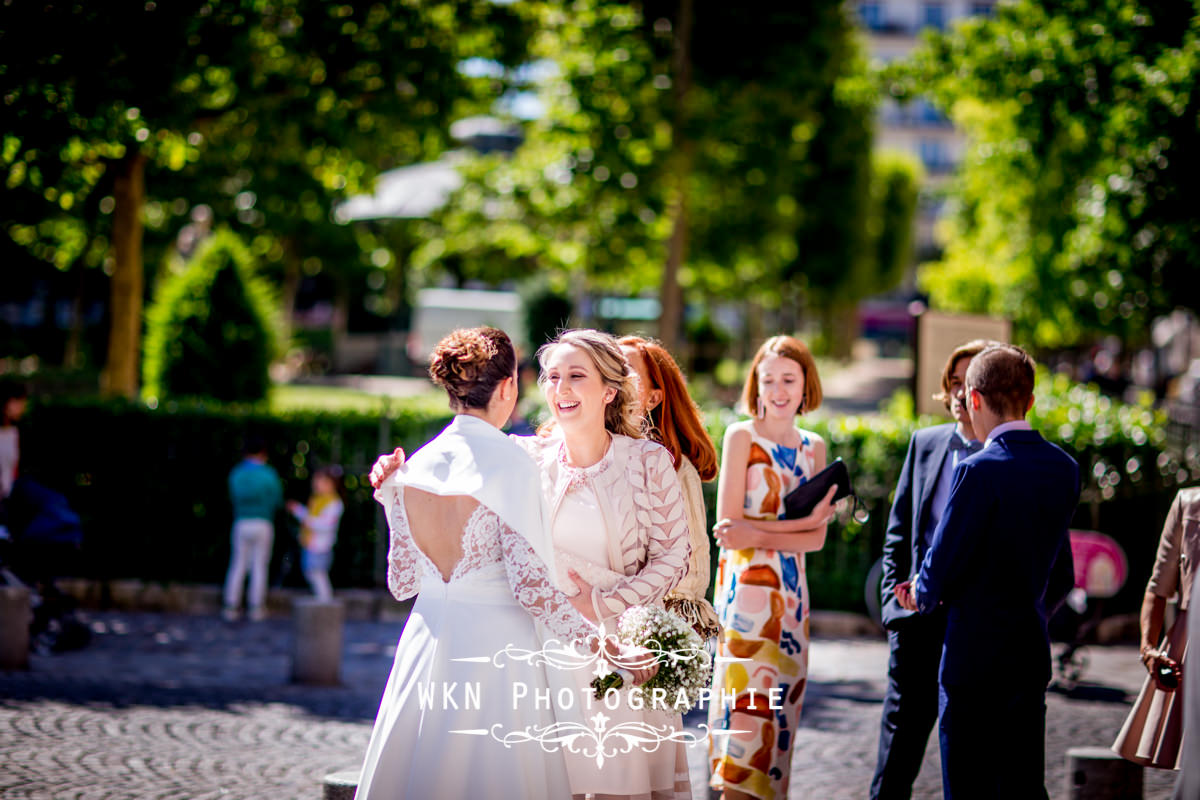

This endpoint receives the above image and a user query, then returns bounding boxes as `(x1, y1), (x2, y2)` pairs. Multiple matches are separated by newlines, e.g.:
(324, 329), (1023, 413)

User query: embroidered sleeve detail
(501, 522), (596, 644)
(594, 443), (691, 621)
(383, 485), (422, 601)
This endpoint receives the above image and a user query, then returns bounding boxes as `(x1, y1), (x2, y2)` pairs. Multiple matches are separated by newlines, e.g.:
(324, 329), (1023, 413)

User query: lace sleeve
(593, 445), (692, 621)
(500, 523), (596, 645)
(380, 484), (421, 601)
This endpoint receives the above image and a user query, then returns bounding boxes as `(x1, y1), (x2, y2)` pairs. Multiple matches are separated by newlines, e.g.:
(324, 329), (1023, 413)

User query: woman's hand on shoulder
(369, 447), (405, 490)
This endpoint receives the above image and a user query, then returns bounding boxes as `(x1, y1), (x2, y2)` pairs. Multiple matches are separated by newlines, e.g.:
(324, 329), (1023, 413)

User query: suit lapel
(915, 426), (953, 542)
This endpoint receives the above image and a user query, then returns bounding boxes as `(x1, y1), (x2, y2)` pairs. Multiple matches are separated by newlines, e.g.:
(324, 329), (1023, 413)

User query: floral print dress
(709, 429), (817, 800)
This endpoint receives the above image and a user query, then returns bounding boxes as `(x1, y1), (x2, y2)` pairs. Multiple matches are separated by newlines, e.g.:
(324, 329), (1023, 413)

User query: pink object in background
(1068, 530), (1128, 598)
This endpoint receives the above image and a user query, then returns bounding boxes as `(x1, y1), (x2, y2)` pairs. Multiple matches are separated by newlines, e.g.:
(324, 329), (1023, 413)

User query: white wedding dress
(354, 486), (594, 800)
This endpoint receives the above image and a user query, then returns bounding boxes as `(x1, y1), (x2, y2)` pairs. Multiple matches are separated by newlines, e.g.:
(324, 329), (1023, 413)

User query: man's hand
(369, 447), (405, 489)
(894, 580), (918, 612)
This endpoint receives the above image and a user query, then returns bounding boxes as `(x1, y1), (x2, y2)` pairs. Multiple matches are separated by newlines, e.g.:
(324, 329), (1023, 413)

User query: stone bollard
(1066, 747), (1143, 800)
(291, 598), (344, 686)
(0, 585), (32, 671)
(322, 769), (359, 800)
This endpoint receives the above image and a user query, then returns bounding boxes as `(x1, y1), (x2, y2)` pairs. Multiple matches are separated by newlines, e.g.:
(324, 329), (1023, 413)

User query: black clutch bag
(781, 458), (854, 520)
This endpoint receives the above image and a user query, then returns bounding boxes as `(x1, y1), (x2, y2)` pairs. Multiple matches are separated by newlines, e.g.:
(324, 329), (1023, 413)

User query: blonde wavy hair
(536, 329), (645, 439)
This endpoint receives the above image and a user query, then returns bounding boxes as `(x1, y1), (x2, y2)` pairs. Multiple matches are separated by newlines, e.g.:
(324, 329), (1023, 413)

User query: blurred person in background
(1113, 486), (1199, 771)
(287, 466), (344, 603)
(0, 379), (88, 650)
(222, 433), (282, 621)
(0, 380), (28, 531)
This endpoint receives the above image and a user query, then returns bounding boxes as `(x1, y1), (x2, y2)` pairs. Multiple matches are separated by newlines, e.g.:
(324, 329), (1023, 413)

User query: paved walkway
(0, 609), (1178, 799)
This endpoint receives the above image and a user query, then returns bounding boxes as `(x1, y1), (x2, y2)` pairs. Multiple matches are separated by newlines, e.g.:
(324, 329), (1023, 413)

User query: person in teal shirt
(222, 434), (282, 621)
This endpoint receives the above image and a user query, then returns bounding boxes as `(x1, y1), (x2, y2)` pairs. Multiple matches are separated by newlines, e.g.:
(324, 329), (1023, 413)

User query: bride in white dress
(355, 328), (654, 800)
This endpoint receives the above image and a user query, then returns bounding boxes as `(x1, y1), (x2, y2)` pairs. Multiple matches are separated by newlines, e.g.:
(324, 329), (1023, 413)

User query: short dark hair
(934, 339), (997, 411)
(243, 432), (269, 456)
(0, 379), (29, 406)
(965, 344), (1036, 418)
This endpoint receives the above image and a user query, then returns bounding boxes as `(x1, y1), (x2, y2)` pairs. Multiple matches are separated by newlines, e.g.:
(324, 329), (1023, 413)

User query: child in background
(287, 466), (343, 602)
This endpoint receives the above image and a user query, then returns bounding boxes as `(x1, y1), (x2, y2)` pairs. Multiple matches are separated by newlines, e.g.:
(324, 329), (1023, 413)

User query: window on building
(919, 138), (953, 170)
(922, 2), (946, 30)
(970, 2), (995, 16)
(915, 100), (949, 126)
(858, 2), (885, 30)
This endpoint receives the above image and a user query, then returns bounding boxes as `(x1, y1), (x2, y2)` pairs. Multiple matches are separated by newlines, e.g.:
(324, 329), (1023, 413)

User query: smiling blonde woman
(515, 328), (693, 800)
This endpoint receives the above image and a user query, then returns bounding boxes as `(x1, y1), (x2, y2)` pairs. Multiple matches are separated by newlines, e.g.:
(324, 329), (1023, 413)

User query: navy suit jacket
(880, 422), (958, 630)
(914, 429), (1079, 689)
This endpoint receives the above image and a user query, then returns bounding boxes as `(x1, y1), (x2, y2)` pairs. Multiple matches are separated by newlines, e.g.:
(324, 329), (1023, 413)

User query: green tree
(143, 229), (282, 404)
(1, 0), (526, 395)
(869, 151), (923, 293)
(787, 51), (876, 358)
(416, 1), (870, 353)
(893, 0), (1200, 348)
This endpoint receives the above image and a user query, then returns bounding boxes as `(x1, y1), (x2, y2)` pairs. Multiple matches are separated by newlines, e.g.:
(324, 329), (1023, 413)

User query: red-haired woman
(708, 336), (838, 800)
(618, 336), (721, 640)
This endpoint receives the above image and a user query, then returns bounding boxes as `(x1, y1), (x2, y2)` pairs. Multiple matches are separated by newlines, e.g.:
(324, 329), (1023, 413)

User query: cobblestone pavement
(0, 609), (1178, 800)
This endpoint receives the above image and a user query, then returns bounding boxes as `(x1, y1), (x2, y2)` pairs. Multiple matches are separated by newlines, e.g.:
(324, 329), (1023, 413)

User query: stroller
(0, 477), (91, 653)
(1048, 529), (1129, 689)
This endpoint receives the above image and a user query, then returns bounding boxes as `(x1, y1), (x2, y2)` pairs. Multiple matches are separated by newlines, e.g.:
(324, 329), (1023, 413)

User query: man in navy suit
(896, 343), (1078, 800)
(869, 339), (992, 800)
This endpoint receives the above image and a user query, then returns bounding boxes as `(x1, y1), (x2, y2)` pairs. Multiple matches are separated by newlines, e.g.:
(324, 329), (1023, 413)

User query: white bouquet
(591, 605), (712, 713)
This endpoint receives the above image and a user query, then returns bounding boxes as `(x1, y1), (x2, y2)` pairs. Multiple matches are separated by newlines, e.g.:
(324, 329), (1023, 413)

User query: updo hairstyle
(429, 327), (516, 411)
(536, 328), (645, 439)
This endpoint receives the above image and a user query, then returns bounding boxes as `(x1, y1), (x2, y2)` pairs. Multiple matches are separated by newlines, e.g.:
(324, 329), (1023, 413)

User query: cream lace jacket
(512, 432), (691, 624)
(664, 456), (721, 639)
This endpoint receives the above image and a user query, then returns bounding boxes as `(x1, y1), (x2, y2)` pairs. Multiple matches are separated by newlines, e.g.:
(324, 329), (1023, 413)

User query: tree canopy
(894, 0), (1200, 349)
(1, 0), (526, 393)
(414, 1), (904, 352)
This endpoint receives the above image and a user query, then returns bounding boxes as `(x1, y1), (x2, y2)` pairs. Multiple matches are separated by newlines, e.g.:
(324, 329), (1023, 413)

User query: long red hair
(618, 336), (718, 481)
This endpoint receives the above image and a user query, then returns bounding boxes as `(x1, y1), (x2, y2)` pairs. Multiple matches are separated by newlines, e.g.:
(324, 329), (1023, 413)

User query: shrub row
(22, 396), (449, 592)
(21, 372), (1192, 614)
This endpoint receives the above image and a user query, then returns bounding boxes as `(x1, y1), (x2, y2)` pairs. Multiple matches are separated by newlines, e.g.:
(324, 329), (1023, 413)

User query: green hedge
(20, 371), (1191, 614)
(22, 396), (449, 591)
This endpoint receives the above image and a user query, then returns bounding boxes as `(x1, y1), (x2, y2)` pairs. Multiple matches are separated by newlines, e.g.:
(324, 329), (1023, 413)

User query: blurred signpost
(914, 310), (1012, 416)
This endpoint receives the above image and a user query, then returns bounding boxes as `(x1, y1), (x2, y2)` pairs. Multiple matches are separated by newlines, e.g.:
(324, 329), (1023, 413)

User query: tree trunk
(280, 237), (301, 334)
(62, 243), (90, 369)
(658, 0), (694, 355)
(101, 151), (147, 398)
(822, 301), (858, 361)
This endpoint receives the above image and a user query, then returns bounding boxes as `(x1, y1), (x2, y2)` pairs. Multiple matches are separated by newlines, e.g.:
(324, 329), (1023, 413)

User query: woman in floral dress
(708, 336), (838, 800)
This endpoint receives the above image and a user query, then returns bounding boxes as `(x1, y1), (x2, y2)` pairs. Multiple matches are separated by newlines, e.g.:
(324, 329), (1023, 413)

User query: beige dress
(1113, 487), (1200, 769)
(513, 433), (693, 799)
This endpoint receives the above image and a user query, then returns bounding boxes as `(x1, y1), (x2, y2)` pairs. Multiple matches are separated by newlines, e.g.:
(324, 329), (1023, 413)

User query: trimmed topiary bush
(143, 229), (284, 404)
